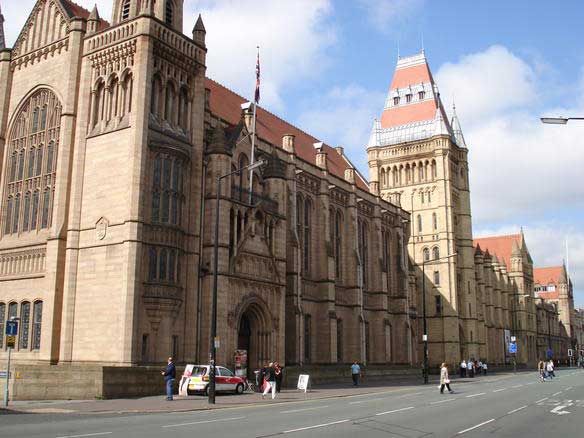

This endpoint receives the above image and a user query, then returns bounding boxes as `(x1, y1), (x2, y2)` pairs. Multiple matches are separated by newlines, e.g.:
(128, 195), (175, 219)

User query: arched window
(380, 168), (386, 188)
(417, 214), (422, 233)
(178, 87), (189, 131)
(169, 250), (176, 283)
(22, 193), (31, 231)
(121, 0), (131, 20)
(20, 301), (31, 350)
(150, 75), (162, 116)
(151, 154), (184, 226)
(4, 89), (61, 235)
(432, 246), (440, 260)
(432, 159), (437, 180)
(433, 271), (440, 285)
(165, 0), (174, 26)
(159, 249), (168, 280)
(229, 209), (235, 259)
(423, 247), (430, 262)
(164, 82), (176, 123)
(46, 142), (54, 173)
(148, 247), (157, 281)
(107, 75), (120, 121)
(335, 210), (343, 280)
(32, 301), (43, 350)
(358, 219), (369, 288)
(121, 71), (133, 116)
(432, 212), (437, 230)
(382, 228), (392, 292)
(93, 80), (105, 127)
(303, 198), (312, 273)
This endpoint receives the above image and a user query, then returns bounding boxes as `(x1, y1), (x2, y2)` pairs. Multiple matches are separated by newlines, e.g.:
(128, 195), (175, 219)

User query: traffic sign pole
(4, 346), (11, 407)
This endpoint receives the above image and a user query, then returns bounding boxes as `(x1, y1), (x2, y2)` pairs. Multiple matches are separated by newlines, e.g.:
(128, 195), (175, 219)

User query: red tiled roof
(60, 0), (109, 31)
(390, 62), (434, 89)
(205, 78), (370, 191)
(380, 100), (438, 128)
(534, 267), (563, 286)
(473, 234), (522, 270)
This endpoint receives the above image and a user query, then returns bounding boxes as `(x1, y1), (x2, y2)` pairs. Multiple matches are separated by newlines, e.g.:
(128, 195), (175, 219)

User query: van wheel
(235, 383), (244, 394)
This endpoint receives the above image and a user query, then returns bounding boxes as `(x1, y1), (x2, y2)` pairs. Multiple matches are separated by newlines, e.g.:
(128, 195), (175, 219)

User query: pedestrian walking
(262, 362), (277, 400)
(482, 361), (488, 375)
(274, 362), (283, 393)
(538, 359), (546, 382)
(351, 361), (362, 386)
(161, 356), (176, 401)
(547, 359), (555, 379)
(460, 359), (467, 378)
(439, 363), (454, 394)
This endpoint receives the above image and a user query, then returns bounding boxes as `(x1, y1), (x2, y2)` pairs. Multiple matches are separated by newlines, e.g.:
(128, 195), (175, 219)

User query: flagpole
(248, 46), (259, 204)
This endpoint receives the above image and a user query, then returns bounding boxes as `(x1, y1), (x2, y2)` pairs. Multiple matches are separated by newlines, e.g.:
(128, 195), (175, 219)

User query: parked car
(186, 365), (245, 396)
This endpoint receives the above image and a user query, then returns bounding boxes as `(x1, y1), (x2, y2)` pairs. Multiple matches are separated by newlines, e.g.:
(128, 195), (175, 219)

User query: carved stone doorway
(237, 304), (270, 374)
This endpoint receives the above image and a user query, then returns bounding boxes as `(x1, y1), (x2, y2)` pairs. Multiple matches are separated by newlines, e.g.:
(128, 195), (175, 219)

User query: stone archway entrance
(237, 303), (271, 374)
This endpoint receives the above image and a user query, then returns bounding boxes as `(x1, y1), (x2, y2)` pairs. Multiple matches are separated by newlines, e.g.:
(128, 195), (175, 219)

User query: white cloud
(296, 84), (385, 173)
(436, 45), (538, 124)
(184, 0), (335, 111)
(358, 0), (425, 34)
(476, 224), (584, 308)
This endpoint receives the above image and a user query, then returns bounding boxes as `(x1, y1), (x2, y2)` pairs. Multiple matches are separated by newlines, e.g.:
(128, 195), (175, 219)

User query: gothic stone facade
(0, 0), (415, 398)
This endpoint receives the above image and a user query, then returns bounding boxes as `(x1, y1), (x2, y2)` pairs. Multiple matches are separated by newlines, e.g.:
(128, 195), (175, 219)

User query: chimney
(335, 146), (344, 156)
(241, 102), (253, 132)
(314, 142), (327, 170)
(345, 167), (355, 184)
(282, 134), (295, 154)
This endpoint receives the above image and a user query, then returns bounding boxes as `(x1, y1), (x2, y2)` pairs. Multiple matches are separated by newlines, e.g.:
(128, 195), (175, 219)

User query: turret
(193, 14), (206, 47)
(451, 103), (467, 148)
(87, 5), (101, 35)
(0, 4), (5, 50)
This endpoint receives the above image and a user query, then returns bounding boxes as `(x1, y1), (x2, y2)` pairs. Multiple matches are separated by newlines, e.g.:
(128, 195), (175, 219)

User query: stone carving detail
(96, 217), (108, 240)
(0, 247), (46, 277)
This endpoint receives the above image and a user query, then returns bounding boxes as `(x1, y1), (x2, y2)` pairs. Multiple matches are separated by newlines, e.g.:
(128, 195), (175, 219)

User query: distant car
(186, 365), (245, 396)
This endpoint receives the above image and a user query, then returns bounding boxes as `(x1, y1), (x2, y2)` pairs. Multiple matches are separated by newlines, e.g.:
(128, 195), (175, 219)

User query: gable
(12, 0), (92, 57)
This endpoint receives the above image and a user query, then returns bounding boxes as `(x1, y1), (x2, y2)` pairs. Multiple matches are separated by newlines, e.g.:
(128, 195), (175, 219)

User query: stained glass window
(20, 302), (30, 349)
(32, 301), (43, 350)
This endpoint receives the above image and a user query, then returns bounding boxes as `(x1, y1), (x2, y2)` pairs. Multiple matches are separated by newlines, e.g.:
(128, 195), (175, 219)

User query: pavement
(0, 367), (583, 437)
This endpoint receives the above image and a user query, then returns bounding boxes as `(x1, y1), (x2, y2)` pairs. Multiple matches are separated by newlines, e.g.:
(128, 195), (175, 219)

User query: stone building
(0, 0), (415, 399)
(473, 233), (538, 366)
(367, 51), (515, 366)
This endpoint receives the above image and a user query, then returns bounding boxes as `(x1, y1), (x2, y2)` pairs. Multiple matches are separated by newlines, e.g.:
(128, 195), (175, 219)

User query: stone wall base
(6, 364), (174, 401)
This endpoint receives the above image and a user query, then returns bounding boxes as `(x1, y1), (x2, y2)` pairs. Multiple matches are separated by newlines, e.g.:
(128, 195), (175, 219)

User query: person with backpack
(538, 359), (546, 382)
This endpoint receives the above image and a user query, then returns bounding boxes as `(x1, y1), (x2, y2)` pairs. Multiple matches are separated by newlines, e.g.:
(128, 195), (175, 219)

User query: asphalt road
(0, 368), (582, 438)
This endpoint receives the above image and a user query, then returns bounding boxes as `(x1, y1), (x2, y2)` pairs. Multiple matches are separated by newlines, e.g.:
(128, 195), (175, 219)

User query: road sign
(509, 342), (517, 354)
(546, 348), (553, 358)
(511, 336), (516, 342)
(6, 335), (15, 348)
(568, 349), (573, 357)
(0, 371), (10, 379)
(5, 320), (18, 336)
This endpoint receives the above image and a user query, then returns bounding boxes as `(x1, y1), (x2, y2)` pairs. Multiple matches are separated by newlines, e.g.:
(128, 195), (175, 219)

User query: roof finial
(0, 3), (5, 50)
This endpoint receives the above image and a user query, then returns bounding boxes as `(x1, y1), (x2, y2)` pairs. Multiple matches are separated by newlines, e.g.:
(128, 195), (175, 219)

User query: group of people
(459, 359), (488, 378)
(256, 362), (284, 400)
(537, 359), (556, 382)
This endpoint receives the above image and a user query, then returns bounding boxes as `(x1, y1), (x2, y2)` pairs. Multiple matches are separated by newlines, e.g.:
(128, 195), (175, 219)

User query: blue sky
(5, 0), (584, 305)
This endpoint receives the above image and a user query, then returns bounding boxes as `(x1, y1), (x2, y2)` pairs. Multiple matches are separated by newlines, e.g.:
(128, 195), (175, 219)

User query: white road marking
(550, 405), (570, 415)
(376, 406), (415, 416)
(466, 392), (486, 398)
(281, 406), (330, 414)
(493, 388), (506, 393)
(526, 382), (536, 385)
(56, 433), (112, 438)
(535, 397), (548, 403)
(399, 391), (424, 397)
(349, 398), (384, 405)
(507, 405), (528, 414)
(282, 419), (350, 433)
(430, 398), (456, 405)
(512, 385), (523, 388)
(565, 386), (573, 391)
(457, 419), (495, 435)
(162, 416), (246, 428)
(552, 391), (563, 397)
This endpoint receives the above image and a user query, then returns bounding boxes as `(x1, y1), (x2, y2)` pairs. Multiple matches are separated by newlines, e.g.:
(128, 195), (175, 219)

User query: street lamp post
(422, 252), (457, 384)
(540, 117), (584, 125)
(208, 159), (265, 405)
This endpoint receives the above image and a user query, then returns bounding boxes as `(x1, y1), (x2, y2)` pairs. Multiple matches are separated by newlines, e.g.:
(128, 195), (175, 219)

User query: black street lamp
(422, 252), (457, 384)
(208, 159), (265, 405)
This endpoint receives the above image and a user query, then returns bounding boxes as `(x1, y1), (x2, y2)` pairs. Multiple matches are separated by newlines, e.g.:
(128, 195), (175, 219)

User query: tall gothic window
(334, 210), (343, 280)
(121, 0), (131, 20)
(417, 214), (422, 233)
(358, 219), (369, 288)
(297, 194), (312, 275)
(32, 301), (43, 350)
(20, 301), (30, 349)
(432, 212), (438, 230)
(3, 89), (60, 236)
(151, 154), (184, 226)
(432, 246), (440, 260)
(304, 314), (311, 364)
(383, 229), (391, 292)
(165, 0), (174, 26)
(147, 246), (180, 285)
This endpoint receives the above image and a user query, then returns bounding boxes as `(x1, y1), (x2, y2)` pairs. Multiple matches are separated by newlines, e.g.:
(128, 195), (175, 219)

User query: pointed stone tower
(367, 51), (477, 366)
(0, 4), (5, 50)
(193, 14), (206, 47)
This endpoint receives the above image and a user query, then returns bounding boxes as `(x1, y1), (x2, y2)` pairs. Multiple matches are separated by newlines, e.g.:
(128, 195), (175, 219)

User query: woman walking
(439, 363), (454, 394)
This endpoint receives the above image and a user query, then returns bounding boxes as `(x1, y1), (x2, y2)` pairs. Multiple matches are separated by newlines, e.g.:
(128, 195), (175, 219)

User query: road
(0, 369), (582, 437)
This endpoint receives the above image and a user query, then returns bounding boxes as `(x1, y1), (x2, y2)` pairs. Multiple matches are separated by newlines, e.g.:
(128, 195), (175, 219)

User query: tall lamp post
(540, 117), (584, 124)
(422, 252), (457, 384)
(209, 159), (265, 405)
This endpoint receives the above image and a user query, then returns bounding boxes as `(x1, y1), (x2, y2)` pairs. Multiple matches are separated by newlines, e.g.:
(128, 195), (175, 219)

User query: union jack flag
(254, 50), (260, 104)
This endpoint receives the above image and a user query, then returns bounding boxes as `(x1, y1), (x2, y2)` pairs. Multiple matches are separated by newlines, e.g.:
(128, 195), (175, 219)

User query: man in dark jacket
(161, 357), (176, 401)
